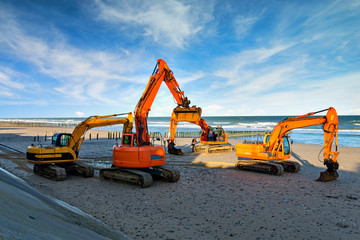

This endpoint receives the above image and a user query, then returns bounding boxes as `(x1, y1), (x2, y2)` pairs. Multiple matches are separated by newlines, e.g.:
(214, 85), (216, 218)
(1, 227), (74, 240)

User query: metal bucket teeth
(316, 170), (339, 182)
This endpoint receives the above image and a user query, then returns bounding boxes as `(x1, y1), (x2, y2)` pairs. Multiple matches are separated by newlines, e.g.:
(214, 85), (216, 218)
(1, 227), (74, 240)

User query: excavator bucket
(316, 170), (339, 182)
(167, 141), (184, 155)
(316, 160), (339, 182)
(173, 106), (202, 122)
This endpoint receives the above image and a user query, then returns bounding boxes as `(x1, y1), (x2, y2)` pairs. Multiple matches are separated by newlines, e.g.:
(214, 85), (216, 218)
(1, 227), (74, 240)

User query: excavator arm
(68, 112), (133, 155)
(134, 59), (200, 146)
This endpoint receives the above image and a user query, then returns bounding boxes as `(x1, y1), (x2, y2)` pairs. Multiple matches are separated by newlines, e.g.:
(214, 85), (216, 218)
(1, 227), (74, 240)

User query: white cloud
(0, 68), (24, 89)
(0, 13), (147, 105)
(176, 71), (205, 84)
(76, 111), (85, 117)
(94, 0), (214, 48)
(234, 16), (259, 38)
(213, 43), (296, 87)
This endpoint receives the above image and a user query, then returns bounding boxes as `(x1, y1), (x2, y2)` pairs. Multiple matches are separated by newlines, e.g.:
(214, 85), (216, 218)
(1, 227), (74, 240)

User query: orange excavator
(235, 107), (339, 182)
(168, 107), (235, 154)
(99, 59), (200, 187)
(26, 113), (133, 181)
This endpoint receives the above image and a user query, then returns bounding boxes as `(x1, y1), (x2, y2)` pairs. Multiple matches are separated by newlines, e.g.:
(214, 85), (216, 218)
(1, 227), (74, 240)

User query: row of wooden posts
(34, 130), (270, 142)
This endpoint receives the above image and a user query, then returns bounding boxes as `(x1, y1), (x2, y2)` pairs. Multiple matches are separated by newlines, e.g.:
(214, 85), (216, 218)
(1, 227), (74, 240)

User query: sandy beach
(0, 126), (359, 239)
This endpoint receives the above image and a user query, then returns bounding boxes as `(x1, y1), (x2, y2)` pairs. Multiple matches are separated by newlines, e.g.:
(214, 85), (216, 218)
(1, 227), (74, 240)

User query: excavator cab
(205, 126), (228, 145)
(121, 133), (136, 147)
(263, 134), (291, 156)
(52, 133), (72, 147)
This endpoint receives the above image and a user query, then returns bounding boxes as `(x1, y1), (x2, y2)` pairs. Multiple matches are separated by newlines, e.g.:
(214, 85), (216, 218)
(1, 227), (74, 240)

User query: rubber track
(99, 168), (153, 187)
(153, 166), (180, 182)
(194, 144), (235, 153)
(277, 160), (301, 173)
(236, 160), (284, 176)
(34, 164), (66, 181)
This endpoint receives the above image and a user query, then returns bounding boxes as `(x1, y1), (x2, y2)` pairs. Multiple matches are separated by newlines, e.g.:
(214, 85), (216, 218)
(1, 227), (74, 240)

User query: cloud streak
(93, 0), (215, 48)
(0, 11), (149, 105)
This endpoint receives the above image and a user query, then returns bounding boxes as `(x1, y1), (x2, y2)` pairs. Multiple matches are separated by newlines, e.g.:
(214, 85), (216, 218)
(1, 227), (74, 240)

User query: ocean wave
(212, 122), (232, 125)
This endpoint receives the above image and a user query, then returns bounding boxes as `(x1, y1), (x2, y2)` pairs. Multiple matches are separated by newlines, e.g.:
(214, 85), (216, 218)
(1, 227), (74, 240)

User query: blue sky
(0, 0), (359, 118)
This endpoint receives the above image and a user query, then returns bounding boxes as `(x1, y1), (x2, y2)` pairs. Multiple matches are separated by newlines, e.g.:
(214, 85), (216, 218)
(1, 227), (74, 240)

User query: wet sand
(0, 126), (359, 239)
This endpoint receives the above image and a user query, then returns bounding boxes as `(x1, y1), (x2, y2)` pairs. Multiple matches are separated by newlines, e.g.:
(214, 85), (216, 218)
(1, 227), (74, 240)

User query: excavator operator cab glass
(59, 134), (71, 146)
(52, 133), (71, 147)
(52, 134), (58, 145)
(283, 137), (290, 155)
(122, 134), (134, 146)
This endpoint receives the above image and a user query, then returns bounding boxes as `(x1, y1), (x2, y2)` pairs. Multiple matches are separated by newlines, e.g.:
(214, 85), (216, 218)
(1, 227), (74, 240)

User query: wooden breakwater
(147, 130), (270, 139)
(96, 130), (271, 140)
(0, 120), (78, 128)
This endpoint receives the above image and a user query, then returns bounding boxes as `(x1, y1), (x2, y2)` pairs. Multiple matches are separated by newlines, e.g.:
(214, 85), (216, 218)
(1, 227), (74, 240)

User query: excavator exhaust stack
(316, 160), (339, 182)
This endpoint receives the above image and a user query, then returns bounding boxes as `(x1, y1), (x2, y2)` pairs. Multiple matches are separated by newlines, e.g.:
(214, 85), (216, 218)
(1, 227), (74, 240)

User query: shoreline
(1, 126), (359, 239)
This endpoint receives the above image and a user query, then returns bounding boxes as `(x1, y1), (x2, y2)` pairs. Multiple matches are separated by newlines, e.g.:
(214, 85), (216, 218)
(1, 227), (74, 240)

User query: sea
(1, 115), (359, 147)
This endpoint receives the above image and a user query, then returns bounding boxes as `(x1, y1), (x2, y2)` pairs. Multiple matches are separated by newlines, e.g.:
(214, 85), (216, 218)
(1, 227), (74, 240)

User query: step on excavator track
(58, 162), (94, 178)
(99, 168), (153, 188)
(194, 144), (235, 154)
(34, 164), (67, 181)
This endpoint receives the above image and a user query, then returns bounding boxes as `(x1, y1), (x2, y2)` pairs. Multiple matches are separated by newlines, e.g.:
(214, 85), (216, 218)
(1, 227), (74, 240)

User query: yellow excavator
(168, 106), (235, 154)
(235, 107), (339, 182)
(26, 113), (133, 181)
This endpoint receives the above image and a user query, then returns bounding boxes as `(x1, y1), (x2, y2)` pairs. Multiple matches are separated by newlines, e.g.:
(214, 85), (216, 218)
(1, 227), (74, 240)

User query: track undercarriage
(194, 143), (235, 154)
(33, 162), (94, 181)
(235, 159), (300, 176)
(99, 165), (180, 187)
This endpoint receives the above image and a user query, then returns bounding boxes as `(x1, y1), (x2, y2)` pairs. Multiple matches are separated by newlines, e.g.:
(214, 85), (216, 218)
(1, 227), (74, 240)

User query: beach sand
(0, 126), (359, 239)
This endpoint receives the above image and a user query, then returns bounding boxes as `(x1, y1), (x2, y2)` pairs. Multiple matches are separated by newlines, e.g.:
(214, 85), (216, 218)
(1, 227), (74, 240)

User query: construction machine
(235, 107), (339, 181)
(26, 113), (133, 181)
(99, 59), (199, 187)
(168, 107), (235, 154)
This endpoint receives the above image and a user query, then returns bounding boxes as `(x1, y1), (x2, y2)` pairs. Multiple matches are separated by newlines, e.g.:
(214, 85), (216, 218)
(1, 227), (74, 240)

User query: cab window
(59, 135), (70, 146)
(122, 135), (132, 145)
(283, 137), (290, 155)
(52, 135), (58, 145)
